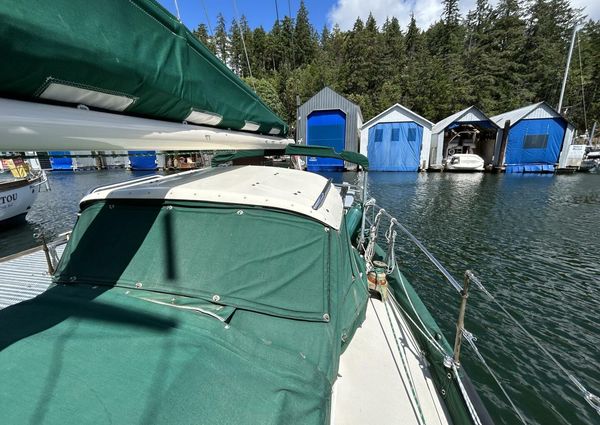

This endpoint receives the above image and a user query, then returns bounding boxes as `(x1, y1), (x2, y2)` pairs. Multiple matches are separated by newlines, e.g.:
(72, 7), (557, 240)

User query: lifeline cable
(466, 272), (600, 417)
(368, 203), (600, 418)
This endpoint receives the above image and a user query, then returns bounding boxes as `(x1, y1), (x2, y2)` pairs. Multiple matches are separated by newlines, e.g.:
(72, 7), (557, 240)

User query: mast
(557, 26), (578, 114)
(589, 121), (597, 146)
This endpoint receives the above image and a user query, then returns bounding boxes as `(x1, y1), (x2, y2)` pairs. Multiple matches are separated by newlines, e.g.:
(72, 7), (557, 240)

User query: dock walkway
(0, 244), (65, 310)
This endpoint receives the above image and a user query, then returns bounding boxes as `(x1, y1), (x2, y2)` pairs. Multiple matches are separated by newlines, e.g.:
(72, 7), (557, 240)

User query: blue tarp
(505, 118), (566, 168)
(306, 110), (346, 171)
(505, 164), (555, 173)
(49, 151), (73, 170)
(367, 122), (423, 171)
(128, 151), (157, 170)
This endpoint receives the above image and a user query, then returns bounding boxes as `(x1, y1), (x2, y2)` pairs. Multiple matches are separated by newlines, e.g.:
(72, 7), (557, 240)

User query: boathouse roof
(361, 103), (433, 131)
(432, 106), (498, 134)
(490, 101), (572, 128)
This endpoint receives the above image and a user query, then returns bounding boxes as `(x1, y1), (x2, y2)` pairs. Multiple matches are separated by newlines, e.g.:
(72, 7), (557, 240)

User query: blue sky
(158, 1), (332, 34)
(158, 0), (600, 34)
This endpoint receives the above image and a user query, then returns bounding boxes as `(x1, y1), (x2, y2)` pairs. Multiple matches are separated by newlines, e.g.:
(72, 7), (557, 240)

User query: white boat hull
(445, 154), (485, 172)
(0, 179), (39, 223)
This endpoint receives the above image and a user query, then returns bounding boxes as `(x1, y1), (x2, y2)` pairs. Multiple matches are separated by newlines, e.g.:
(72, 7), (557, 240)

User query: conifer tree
(294, 0), (317, 67)
(487, 0), (531, 112)
(252, 27), (269, 77)
(380, 17), (404, 86)
(214, 14), (229, 65)
(193, 24), (215, 53)
(464, 0), (498, 111)
(229, 18), (243, 75)
(525, 0), (580, 105)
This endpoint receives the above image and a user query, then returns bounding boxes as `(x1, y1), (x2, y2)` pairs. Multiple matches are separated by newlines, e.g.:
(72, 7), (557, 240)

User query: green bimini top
(0, 200), (369, 424)
(211, 144), (369, 169)
(0, 0), (287, 136)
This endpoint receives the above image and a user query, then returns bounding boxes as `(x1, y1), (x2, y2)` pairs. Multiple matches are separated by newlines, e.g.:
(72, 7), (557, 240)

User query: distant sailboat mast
(557, 26), (578, 114)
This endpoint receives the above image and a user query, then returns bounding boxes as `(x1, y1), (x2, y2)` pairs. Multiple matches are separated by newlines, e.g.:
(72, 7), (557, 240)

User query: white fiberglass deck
(82, 166), (344, 230)
(332, 298), (452, 425)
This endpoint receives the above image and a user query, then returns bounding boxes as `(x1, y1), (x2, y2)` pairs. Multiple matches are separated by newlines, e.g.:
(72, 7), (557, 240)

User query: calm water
(1, 169), (599, 425)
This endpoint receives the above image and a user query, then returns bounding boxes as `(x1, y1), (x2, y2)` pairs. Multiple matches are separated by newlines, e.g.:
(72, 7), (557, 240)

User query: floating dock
(0, 244), (65, 310)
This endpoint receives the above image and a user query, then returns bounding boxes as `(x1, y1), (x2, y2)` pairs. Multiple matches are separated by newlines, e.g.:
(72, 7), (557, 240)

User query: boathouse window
(407, 128), (417, 142)
(374, 128), (383, 143)
(523, 134), (548, 149)
(391, 128), (400, 142)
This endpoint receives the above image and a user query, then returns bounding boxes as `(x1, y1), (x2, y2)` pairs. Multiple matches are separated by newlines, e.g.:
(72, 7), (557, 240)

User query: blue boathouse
(297, 87), (362, 171)
(360, 104), (433, 171)
(491, 102), (575, 173)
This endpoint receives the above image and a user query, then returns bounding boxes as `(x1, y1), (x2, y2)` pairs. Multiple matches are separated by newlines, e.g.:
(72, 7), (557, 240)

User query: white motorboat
(580, 151), (600, 172)
(0, 170), (47, 225)
(445, 154), (485, 171)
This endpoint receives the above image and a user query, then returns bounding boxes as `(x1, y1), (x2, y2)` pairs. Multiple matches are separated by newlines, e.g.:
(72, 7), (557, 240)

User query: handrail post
(40, 233), (55, 275)
(359, 171), (368, 250)
(453, 271), (471, 365)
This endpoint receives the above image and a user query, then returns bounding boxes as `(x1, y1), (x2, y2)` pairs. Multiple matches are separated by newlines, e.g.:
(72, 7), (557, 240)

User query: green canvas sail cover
(0, 0), (287, 137)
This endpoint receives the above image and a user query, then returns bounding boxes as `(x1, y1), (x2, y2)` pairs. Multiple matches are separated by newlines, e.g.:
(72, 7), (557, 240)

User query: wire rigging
(232, 0), (255, 91)
(173, 0), (181, 21)
(200, 0), (213, 37)
(577, 32), (588, 133)
(467, 273), (600, 417)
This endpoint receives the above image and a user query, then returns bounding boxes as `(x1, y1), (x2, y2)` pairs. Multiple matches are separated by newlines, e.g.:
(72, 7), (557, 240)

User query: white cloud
(327, 0), (600, 31)
(572, 0), (600, 21)
(327, 0), (443, 31)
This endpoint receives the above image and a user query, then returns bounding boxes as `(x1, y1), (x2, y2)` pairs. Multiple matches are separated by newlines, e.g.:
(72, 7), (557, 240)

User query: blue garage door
(505, 118), (566, 173)
(306, 110), (346, 171)
(49, 151), (73, 170)
(128, 151), (157, 170)
(368, 122), (423, 171)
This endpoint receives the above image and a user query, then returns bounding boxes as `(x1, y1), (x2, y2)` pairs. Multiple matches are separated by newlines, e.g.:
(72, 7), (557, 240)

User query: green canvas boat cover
(55, 201), (334, 321)
(0, 200), (368, 424)
(211, 144), (369, 169)
(0, 0), (287, 136)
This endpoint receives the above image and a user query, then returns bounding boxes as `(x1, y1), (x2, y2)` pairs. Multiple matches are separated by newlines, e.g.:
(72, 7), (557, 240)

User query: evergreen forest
(193, 0), (600, 137)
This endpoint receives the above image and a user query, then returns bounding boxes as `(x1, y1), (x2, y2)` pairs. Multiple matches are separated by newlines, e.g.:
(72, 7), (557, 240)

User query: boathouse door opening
(442, 122), (497, 165)
(306, 110), (346, 171)
(49, 151), (73, 170)
(128, 151), (158, 171)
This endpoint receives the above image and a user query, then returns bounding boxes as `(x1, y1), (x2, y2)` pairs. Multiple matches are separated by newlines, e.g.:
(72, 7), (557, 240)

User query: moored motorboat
(445, 153), (485, 171)
(580, 150), (600, 172)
